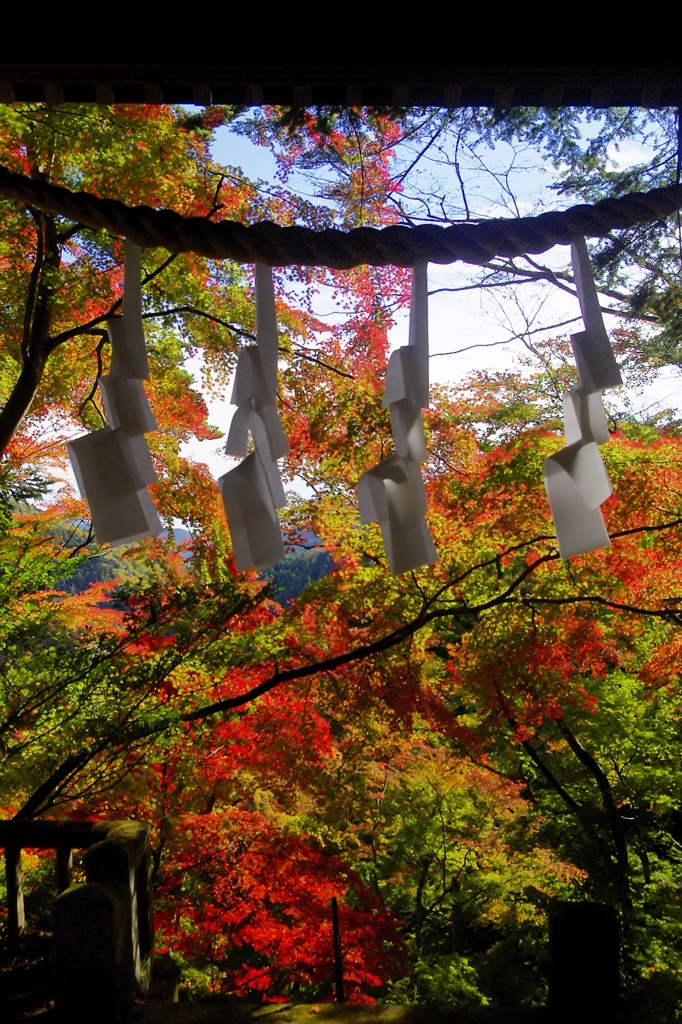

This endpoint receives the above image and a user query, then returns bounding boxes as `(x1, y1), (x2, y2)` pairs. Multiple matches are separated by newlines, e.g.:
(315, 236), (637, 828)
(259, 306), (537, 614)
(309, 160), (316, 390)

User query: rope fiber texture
(1, 164), (681, 268)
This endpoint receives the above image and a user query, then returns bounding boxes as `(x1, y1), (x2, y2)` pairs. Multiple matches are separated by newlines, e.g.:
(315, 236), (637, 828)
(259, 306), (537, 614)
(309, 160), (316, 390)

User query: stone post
(549, 902), (620, 1023)
(53, 882), (129, 1024)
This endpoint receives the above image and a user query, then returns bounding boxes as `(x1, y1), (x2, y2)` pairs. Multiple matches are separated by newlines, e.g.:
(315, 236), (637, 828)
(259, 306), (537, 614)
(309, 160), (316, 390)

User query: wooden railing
(0, 818), (153, 1023)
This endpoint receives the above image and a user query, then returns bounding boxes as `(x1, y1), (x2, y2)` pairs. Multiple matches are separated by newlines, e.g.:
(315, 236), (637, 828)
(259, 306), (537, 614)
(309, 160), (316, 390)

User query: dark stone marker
(549, 902), (621, 1023)
(5, 844), (25, 939)
(53, 882), (132, 1024)
(56, 846), (73, 893)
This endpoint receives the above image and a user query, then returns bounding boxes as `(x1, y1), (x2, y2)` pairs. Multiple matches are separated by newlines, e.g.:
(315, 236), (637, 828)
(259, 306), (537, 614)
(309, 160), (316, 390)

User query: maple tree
(2, 100), (682, 1019)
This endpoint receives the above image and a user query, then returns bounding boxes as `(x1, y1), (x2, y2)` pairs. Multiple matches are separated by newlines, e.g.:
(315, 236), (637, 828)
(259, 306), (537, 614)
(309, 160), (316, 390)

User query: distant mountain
(53, 520), (332, 601)
(263, 548), (333, 604)
(55, 526), (191, 594)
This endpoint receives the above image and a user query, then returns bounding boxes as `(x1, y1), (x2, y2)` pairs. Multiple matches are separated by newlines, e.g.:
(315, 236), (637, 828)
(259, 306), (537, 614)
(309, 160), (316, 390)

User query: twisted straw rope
(1, 165), (680, 268)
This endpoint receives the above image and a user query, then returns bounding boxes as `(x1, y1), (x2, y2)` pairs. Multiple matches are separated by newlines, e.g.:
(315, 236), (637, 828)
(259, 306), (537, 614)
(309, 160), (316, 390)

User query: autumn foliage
(2, 102), (682, 1018)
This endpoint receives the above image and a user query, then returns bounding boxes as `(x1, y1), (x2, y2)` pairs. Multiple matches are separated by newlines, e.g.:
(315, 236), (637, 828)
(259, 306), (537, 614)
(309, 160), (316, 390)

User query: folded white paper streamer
(383, 346), (421, 408)
(383, 263), (429, 410)
(545, 442), (612, 513)
(116, 431), (158, 490)
(108, 241), (150, 380)
(543, 238), (623, 559)
(571, 330), (622, 394)
(220, 264), (289, 572)
(230, 345), (276, 407)
(68, 240), (161, 549)
(544, 426), (613, 559)
(544, 454), (611, 559)
(358, 453), (427, 526)
(381, 518), (438, 578)
(359, 263), (437, 575)
(225, 347), (289, 460)
(219, 452), (286, 572)
(68, 427), (161, 547)
(563, 388), (609, 446)
(357, 454), (437, 576)
(98, 375), (157, 435)
(570, 237), (622, 393)
(408, 261), (429, 408)
(389, 398), (429, 463)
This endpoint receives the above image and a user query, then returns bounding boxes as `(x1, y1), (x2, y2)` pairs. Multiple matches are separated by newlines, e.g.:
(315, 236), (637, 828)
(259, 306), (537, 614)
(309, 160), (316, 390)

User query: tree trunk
(558, 720), (631, 908)
(1, 207), (60, 458)
(414, 855), (432, 952)
(0, 357), (48, 455)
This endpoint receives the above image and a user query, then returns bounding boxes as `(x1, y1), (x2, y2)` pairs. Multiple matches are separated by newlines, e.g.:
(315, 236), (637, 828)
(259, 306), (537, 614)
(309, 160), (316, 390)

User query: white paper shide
(65, 236), (619, 569)
(219, 264), (289, 572)
(67, 240), (161, 547)
(357, 263), (437, 575)
(543, 237), (621, 559)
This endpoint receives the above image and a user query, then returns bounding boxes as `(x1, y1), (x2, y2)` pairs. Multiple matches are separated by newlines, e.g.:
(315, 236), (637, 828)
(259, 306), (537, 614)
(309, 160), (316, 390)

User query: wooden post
(331, 896), (345, 1003)
(56, 846), (73, 892)
(5, 844), (25, 939)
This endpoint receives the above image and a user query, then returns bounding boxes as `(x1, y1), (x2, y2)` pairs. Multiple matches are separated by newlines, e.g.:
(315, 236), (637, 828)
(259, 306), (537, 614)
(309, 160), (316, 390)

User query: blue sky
(177, 115), (682, 484)
(56, 111), (682, 507)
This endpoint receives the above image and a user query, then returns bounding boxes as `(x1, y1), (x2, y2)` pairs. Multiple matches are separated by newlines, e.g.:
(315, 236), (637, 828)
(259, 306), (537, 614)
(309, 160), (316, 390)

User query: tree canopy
(1, 101), (682, 1021)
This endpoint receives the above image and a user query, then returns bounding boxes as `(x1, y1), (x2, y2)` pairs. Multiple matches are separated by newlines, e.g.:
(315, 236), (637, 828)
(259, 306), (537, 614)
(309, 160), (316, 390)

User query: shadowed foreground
(136, 1003), (551, 1024)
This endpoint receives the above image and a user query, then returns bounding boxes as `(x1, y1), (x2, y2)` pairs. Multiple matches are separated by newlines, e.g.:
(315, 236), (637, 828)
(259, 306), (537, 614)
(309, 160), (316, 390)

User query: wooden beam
(0, 819), (103, 849)
(0, 46), (679, 106)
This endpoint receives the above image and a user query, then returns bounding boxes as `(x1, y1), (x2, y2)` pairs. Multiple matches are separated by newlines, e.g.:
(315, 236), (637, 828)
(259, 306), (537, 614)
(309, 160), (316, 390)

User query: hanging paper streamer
(98, 375), (157, 435)
(220, 452), (285, 572)
(357, 453), (436, 576)
(562, 387), (609, 447)
(570, 236), (622, 393)
(68, 427), (161, 546)
(219, 264), (288, 572)
(68, 240), (161, 548)
(546, 442), (612, 513)
(107, 242), (150, 380)
(544, 453), (611, 559)
(357, 263), (437, 575)
(543, 237), (621, 558)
